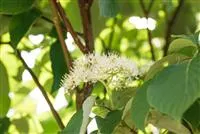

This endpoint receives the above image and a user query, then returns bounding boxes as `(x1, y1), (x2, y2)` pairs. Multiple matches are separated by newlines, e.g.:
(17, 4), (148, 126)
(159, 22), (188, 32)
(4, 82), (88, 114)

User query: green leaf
(61, 96), (96, 134)
(0, 0), (35, 15)
(147, 54), (200, 120)
(131, 81), (150, 131)
(111, 87), (136, 109)
(50, 41), (68, 93)
(176, 46), (197, 57)
(0, 15), (11, 35)
(64, 1), (82, 32)
(9, 8), (41, 48)
(145, 54), (189, 81)
(183, 100), (200, 133)
(168, 38), (197, 55)
(61, 109), (83, 134)
(0, 61), (10, 118)
(96, 110), (122, 134)
(149, 111), (191, 134)
(0, 117), (10, 134)
(92, 106), (110, 118)
(99, 0), (119, 17)
(122, 98), (133, 119)
(172, 31), (200, 46)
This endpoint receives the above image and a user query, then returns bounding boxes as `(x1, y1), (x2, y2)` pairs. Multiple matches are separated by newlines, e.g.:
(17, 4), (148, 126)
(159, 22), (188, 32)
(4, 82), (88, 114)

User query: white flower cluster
(62, 53), (139, 92)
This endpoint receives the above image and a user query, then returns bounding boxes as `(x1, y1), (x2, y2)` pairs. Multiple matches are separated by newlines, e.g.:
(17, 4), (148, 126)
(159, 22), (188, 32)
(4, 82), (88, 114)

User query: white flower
(62, 53), (139, 92)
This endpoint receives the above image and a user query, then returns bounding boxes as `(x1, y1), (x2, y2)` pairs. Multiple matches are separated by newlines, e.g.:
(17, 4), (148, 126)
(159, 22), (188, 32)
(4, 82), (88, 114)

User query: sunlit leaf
(39, 113), (60, 134)
(63, 0), (82, 32)
(92, 106), (110, 118)
(0, 61), (10, 117)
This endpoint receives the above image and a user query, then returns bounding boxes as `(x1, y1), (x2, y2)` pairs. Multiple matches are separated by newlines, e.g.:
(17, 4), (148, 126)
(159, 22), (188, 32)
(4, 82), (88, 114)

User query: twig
(52, 0), (88, 54)
(49, 0), (73, 68)
(41, 16), (54, 24)
(78, 0), (94, 52)
(139, 0), (156, 61)
(163, 0), (184, 56)
(41, 15), (84, 37)
(16, 49), (65, 130)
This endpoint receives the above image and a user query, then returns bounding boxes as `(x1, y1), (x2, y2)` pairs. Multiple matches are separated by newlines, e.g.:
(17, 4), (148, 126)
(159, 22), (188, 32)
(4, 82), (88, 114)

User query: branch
(163, 0), (184, 56)
(51, 0), (89, 54)
(140, 0), (156, 61)
(16, 49), (65, 130)
(49, 0), (73, 68)
(76, 83), (93, 110)
(41, 15), (84, 38)
(78, 0), (94, 52)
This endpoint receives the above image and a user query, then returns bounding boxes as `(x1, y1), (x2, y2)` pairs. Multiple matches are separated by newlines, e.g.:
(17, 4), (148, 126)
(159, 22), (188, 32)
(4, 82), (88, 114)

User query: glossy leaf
(50, 41), (68, 93)
(0, 0), (35, 15)
(9, 8), (41, 48)
(131, 81), (150, 131)
(96, 110), (122, 134)
(147, 54), (200, 120)
(0, 61), (10, 117)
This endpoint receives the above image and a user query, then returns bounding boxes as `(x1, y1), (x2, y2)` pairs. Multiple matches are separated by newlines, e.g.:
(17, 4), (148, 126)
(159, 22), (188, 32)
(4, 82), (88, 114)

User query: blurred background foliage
(0, 0), (200, 133)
